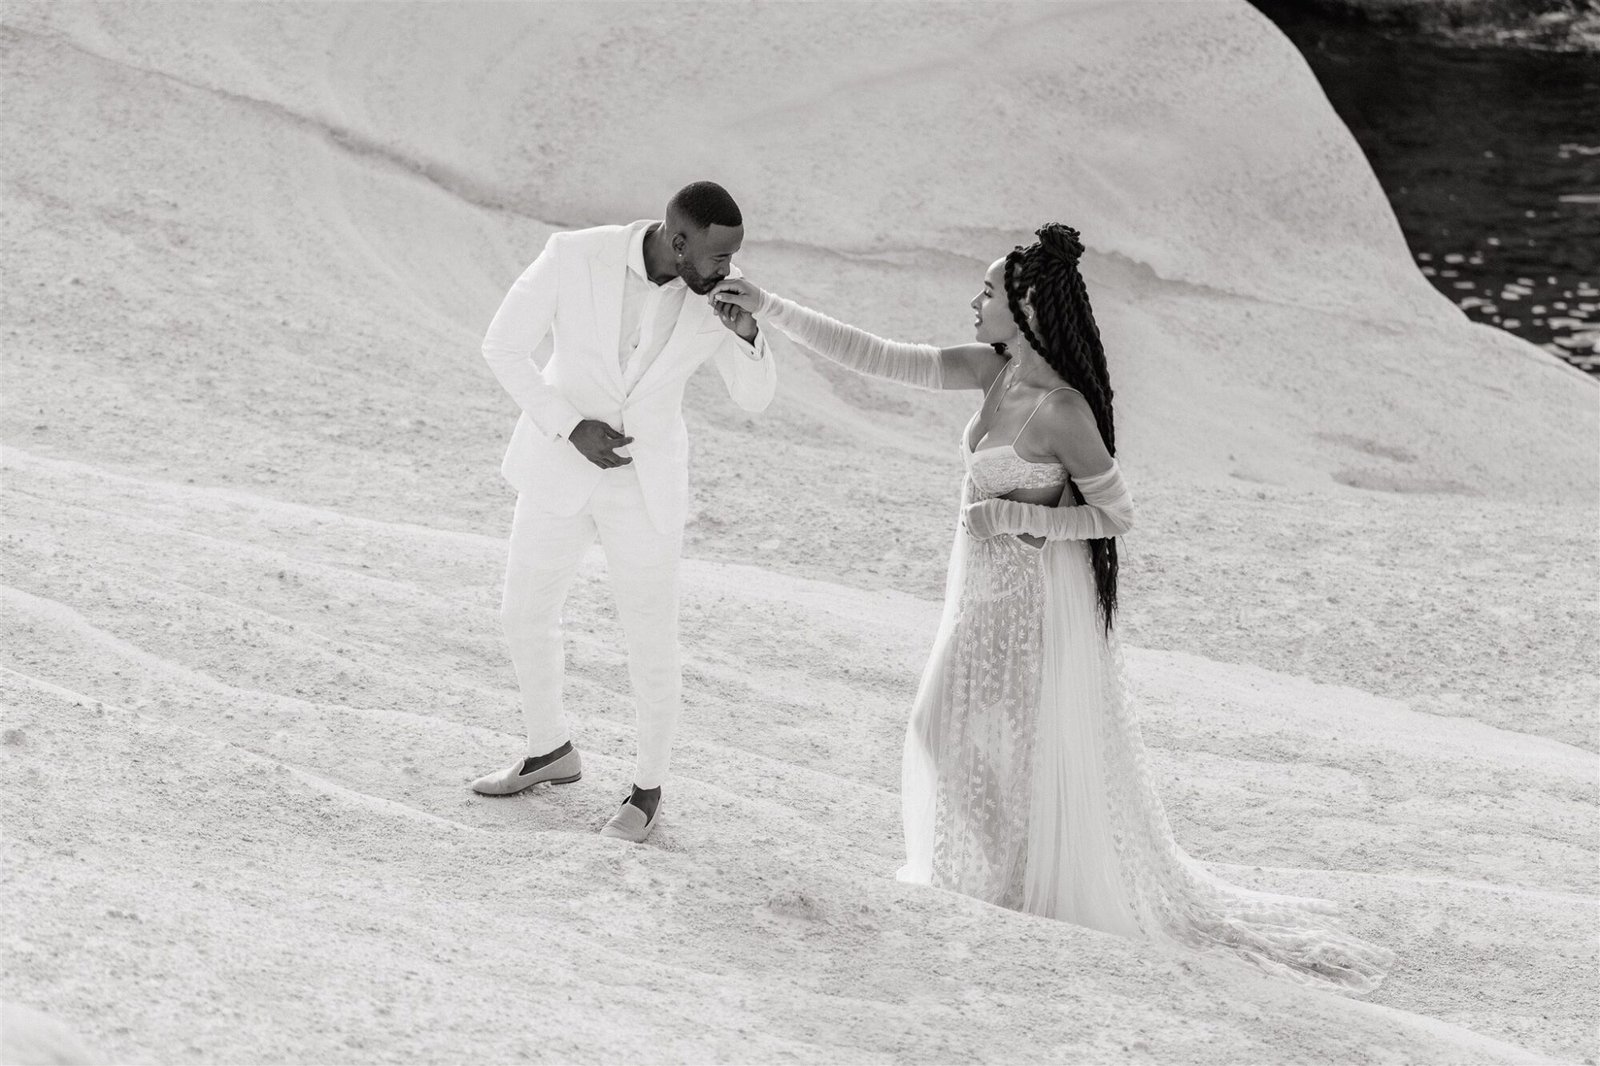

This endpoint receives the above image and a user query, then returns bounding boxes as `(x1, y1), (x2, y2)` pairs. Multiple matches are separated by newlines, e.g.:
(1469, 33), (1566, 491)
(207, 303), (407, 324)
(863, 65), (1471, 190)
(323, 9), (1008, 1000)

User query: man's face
(676, 223), (743, 294)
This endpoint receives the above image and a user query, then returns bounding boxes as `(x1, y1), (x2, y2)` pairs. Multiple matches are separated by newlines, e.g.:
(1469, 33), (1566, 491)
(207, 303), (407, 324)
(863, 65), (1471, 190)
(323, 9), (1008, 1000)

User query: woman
(711, 224), (1397, 995)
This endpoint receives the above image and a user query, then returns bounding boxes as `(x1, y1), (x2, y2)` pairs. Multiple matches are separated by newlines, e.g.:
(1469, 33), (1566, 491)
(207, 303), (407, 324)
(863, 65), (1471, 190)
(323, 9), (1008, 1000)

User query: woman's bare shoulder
(1037, 386), (1112, 474)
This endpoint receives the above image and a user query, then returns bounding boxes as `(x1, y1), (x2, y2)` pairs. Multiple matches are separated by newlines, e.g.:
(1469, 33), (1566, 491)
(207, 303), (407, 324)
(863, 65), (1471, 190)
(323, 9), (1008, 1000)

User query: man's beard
(678, 261), (726, 295)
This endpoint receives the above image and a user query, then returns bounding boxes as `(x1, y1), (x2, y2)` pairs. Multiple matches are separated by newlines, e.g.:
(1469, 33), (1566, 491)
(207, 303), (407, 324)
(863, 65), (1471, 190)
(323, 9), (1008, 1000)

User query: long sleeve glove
(755, 291), (944, 390)
(963, 461), (1135, 541)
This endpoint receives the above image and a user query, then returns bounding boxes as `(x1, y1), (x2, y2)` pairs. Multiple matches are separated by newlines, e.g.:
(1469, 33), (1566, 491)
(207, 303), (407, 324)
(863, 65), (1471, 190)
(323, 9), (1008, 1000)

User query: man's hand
(568, 419), (634, 469)
(710, 278), (762, 342)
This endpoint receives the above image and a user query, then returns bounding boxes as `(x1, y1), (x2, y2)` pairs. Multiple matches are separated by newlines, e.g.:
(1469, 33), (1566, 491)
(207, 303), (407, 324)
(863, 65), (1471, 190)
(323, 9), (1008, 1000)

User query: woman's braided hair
(1001, 223), (1119, 635)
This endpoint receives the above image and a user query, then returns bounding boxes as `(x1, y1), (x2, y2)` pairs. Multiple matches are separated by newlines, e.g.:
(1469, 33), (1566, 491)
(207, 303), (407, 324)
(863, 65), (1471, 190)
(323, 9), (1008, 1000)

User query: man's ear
(671, 231), (687, 255)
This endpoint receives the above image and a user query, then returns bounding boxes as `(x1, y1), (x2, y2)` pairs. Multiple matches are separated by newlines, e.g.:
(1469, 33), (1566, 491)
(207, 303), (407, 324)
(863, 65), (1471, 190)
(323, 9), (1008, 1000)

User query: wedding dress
(754, 292), (1398, 996)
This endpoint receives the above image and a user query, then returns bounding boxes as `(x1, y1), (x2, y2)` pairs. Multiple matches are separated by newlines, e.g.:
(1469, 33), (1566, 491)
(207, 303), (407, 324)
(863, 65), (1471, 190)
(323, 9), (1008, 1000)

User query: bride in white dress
(711, 224), (1397, 995)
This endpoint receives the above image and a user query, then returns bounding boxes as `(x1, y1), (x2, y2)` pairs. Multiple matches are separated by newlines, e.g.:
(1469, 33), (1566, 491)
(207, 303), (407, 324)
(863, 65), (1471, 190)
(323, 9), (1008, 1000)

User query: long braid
(1003, 250), (1045, 357)
(1003, 226), (1120, 636)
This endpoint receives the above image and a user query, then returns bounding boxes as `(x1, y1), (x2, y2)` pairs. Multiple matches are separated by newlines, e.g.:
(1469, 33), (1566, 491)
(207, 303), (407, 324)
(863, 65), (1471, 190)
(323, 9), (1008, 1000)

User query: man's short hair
(668, 181), (743, 229)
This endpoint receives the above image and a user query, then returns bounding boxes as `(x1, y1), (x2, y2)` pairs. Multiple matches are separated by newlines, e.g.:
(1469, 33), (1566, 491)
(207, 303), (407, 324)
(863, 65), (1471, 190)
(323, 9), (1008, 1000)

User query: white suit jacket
(481, 219), (777, 533)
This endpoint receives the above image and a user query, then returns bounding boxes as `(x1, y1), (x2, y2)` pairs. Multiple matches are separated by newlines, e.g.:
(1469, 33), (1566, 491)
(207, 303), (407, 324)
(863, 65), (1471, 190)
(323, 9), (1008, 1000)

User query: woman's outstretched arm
(710, 280), (1000, 391)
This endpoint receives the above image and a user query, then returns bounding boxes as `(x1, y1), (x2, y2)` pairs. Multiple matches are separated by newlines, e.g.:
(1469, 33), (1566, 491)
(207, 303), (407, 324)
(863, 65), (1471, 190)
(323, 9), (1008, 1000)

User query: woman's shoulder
(1032, 385), (1109, 468)
(1036, 383), (1092, 419)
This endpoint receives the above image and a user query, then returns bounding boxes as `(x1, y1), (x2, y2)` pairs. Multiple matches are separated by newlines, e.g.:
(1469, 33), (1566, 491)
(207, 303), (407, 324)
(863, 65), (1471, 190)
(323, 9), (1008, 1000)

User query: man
(471, 181), (775, 843)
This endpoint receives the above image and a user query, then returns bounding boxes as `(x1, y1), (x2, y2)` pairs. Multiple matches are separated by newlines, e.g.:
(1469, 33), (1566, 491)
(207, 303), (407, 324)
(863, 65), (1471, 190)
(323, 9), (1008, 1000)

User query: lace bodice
(964, 411), (1070, 501)
(966, 445), (1070, 497)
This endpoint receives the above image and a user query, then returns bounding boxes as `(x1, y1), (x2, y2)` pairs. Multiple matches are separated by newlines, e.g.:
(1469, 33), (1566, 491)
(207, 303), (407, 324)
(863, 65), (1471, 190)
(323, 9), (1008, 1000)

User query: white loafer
(470, 748), (583, 796)
(599, 795), (660, 843)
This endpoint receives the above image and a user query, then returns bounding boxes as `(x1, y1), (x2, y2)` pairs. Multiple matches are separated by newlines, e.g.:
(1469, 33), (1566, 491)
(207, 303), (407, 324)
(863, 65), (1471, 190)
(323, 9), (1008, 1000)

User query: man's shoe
(470, 748), (582, 796)
(599, 794), (660, 843)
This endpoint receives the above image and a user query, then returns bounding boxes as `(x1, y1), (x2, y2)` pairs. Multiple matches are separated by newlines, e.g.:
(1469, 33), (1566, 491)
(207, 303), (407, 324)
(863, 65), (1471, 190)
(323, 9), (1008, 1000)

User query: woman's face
(971, 258), (1017, 346)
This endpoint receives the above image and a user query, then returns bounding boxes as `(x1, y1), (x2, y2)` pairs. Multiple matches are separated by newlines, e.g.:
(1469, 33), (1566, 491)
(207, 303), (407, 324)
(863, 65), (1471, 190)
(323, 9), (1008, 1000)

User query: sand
(2, 2), (1596, 1063)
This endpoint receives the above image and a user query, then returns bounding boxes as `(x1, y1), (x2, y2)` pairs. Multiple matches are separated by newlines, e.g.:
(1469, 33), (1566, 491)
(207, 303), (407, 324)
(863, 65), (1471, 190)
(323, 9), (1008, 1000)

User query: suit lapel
(629, 261), (749, 398)
(587, 225), (638, 398)
(630, 287), (724, 398)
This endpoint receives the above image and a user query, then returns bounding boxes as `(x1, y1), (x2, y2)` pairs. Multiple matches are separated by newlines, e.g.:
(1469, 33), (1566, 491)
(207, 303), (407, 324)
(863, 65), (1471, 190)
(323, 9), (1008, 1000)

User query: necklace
(975, 356), (1045, 449)
(1002, 356), (1047, 395)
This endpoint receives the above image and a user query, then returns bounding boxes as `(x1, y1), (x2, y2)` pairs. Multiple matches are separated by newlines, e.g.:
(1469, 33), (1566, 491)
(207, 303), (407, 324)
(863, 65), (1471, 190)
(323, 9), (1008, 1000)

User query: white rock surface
(0, 1002), (104, 1065)
(1, 2), (1594, 1063)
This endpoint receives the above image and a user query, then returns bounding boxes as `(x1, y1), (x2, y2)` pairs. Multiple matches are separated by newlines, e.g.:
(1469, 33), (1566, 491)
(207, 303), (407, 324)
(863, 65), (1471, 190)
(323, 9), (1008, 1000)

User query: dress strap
(1012, 386), (1074, 445)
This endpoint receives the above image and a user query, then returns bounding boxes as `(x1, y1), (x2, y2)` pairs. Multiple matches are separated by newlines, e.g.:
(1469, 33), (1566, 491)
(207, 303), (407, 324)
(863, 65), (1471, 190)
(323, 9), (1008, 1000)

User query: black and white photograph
(1, 1), (1595, 1063)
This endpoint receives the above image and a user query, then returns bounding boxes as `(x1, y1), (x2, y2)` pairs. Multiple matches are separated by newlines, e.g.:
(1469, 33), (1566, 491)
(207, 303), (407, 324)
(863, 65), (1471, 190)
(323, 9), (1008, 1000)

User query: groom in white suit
(470, 182), (775, 842)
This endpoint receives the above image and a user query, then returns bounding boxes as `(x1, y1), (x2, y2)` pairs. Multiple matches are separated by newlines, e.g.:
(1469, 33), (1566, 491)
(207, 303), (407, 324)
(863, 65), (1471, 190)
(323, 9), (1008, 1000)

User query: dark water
(1252, 1), (1600, 373)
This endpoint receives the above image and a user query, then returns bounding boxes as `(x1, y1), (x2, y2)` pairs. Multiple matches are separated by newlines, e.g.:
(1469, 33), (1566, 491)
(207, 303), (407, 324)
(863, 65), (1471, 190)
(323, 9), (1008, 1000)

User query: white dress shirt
(620, 223), (760, 392)
(619, 224), (688, 391)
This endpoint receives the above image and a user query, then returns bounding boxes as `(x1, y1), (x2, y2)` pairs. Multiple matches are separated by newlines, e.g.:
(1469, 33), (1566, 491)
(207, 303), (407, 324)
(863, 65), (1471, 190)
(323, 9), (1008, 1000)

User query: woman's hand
(710, 277), (764, 314)
(961, 499), (1005, 540)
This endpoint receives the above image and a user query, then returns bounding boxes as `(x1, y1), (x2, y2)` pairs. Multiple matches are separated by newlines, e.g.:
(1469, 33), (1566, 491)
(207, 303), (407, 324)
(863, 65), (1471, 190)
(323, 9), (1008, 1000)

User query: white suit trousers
(500, 467), (683, 790)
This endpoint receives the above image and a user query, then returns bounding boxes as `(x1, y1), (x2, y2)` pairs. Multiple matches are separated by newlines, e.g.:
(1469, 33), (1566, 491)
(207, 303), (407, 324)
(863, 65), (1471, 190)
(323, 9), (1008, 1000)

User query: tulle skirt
(897, 489), (1398, 995)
